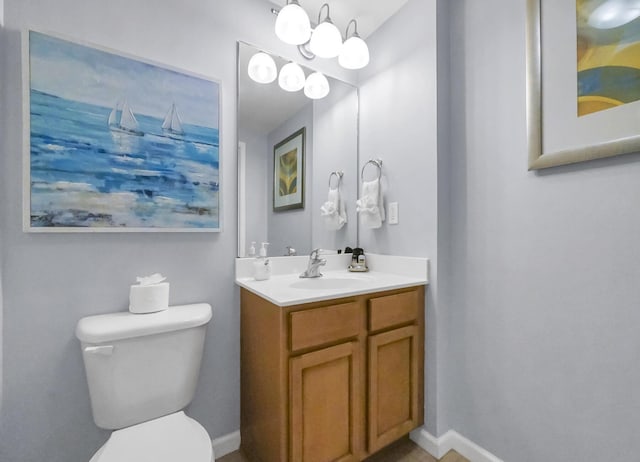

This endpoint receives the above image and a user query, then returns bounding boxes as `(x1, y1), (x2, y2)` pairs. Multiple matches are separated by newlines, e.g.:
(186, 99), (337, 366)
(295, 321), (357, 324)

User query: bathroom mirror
(237, 42), (359, 258)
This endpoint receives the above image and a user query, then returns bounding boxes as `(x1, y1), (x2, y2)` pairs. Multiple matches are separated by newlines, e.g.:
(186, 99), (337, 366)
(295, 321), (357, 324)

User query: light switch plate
(388, 202), (399, 224)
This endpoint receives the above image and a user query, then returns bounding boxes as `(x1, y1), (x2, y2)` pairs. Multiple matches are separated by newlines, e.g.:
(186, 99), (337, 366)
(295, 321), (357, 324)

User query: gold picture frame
(526, 0), (640, 170)
(273, 127), (305, 211)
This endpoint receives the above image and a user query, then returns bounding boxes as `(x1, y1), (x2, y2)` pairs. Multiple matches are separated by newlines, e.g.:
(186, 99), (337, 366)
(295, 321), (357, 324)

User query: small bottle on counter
(253, 242), (271, 280)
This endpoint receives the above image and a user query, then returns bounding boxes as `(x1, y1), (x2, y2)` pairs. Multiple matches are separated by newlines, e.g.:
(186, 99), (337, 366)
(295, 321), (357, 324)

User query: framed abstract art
(526, 0), (640, 169)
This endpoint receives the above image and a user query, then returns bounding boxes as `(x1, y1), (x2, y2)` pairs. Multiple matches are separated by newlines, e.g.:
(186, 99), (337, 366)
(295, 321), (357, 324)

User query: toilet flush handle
(84, 345), (114, 356)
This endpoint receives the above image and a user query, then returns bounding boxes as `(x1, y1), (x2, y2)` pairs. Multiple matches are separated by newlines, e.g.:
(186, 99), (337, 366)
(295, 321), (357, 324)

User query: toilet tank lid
(75, 303), (212, 344)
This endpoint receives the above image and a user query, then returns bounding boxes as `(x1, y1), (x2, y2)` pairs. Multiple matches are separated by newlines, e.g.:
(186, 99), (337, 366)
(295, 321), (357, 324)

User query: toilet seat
(90, 411), (213, 462)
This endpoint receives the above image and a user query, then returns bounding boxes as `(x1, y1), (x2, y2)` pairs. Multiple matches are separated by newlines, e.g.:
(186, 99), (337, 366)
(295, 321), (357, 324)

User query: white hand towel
(320, 187), (347, 230)
(356, 179), (385, 229)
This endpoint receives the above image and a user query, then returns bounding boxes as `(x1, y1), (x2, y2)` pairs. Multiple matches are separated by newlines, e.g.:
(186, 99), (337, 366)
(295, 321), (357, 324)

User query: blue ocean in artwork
(30, 90), (219, 228)
(28, 31), (220, 230)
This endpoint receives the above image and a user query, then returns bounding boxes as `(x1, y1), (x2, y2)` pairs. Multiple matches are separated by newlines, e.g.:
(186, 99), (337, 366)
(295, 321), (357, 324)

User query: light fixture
(247, 52), (277, 84)
(247, 48), (328, 99)
(338, 19), (369, 70)
(304, 71), (330, 99)
(588, 0), (640, 29)
(279, 62), (306, 92)
(275, 0), (312, 45)
(309, 4), (343, 59)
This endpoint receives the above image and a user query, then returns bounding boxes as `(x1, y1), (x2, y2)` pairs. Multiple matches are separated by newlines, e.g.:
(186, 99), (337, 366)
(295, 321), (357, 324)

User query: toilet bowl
(76, 303), (213, 462)
(89, 412), (212, 462)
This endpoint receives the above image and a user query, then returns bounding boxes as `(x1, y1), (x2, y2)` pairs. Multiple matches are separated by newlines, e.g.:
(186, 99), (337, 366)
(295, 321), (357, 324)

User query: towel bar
(328, 170), (344, 188)
(361, 159), (383, 181)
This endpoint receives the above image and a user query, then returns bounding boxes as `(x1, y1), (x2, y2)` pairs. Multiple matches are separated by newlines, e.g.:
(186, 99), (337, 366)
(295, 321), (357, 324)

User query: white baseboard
(210, 427), (500, 462)
(410, 427), (441, 457)
(410, 427), (503, 462)
(211, 430), (241, 459)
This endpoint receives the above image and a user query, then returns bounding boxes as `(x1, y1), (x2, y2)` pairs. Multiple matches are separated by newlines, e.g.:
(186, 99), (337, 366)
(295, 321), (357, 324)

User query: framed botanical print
(273, 127), (305, 211)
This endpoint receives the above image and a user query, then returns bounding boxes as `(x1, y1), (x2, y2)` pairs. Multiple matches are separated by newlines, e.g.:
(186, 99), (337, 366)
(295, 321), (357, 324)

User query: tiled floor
(218, 437), (469, 462)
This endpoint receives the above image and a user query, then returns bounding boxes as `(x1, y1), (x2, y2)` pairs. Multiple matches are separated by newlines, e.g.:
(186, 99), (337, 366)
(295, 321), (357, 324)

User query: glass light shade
(278, 62), (306, 92)
(588, 0), (640, 29)
(247, 52), (277, 84)
(338, 35), (370, 70)
(309, 21), (343, 58)
(304, 71), (330, 99)
(275, 1), (312, 45)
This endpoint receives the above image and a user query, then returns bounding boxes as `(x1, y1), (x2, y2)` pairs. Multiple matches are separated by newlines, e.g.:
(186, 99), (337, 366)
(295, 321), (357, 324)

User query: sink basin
(290, 276), (371, 290)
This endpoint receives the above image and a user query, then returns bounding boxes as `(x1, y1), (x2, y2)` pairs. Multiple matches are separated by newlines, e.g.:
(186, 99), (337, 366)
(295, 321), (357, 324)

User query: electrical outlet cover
(388, 202), (399, 224)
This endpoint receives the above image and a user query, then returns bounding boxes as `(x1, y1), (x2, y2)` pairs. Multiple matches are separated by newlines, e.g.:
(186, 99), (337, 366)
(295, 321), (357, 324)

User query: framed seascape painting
(273, 127), (305, 212)
(23, 30), (221, 231)
(527, 0), (640, 169)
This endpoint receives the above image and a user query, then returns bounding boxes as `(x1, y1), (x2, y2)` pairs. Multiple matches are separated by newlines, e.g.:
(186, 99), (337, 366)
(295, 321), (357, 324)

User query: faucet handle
(310, 248), (322, 259)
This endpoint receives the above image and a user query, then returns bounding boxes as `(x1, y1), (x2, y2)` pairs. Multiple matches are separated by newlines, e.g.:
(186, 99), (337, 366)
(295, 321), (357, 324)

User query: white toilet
(76, 303), (214, 462)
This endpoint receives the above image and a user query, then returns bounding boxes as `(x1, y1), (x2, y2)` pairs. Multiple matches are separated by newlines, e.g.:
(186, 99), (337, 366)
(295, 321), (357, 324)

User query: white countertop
(235, 254), (429, 307)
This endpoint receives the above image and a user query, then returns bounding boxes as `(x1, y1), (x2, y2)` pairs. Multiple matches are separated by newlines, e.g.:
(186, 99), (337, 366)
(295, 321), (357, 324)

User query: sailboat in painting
(108, 100), (144, 136)
(162, 102), (185, 136)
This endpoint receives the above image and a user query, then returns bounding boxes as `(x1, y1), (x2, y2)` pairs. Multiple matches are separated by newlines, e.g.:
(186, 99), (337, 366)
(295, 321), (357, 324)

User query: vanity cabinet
(367, 291), (422, 453)
(290, 342), (361, 462)
(240, 285), (424, 462)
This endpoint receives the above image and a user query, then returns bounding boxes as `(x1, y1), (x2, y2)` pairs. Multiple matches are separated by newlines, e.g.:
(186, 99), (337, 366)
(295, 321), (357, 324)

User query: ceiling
(266, 0), (408, 39)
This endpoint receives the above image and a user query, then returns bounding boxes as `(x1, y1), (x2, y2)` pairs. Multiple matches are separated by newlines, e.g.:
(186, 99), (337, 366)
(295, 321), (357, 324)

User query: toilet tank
(76, 303), (212, 430)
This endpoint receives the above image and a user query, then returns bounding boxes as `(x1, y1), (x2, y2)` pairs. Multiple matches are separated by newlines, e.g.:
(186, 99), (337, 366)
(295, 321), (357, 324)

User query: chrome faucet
(300, 248), (326, 278)
(286, 246), (297, 256)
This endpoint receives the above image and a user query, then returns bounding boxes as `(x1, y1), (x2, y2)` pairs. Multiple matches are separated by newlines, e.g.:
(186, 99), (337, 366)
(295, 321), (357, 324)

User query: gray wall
(0, 21), (6, 413)
(444, 0), (640, 460)
(267, 105), (313, 257)
(0, 2), (239, 460)
(357, 0), (440, 433)
(311, 82), (359, 253)
(435, 0), (452, 439)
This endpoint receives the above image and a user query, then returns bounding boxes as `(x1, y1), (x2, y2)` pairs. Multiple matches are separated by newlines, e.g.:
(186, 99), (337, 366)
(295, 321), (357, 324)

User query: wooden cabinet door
(290, 342), (361, 462)
(368, 325), (420, 453)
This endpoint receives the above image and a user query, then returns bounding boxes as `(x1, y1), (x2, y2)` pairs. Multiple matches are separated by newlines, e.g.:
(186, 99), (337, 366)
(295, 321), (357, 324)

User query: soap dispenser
(253, 242), (271, 281)
(248, 241), (257, 258)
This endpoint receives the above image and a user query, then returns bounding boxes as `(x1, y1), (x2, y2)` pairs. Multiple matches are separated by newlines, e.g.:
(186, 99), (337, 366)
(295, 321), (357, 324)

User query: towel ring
(328, 171), (344, 188)
(361, 159), (383, 181)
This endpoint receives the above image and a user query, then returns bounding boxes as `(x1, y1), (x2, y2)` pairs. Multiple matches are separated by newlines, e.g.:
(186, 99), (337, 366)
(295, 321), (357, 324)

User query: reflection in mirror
(237, 42), (358, 258)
